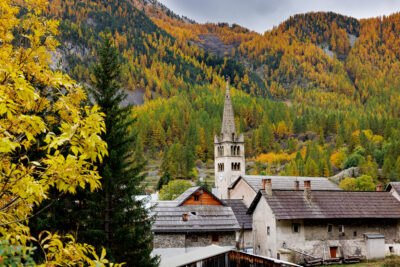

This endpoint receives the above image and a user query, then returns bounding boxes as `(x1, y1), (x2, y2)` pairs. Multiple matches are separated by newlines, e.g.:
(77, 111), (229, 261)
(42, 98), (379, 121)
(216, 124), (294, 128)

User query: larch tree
(0, 0), (120, 265)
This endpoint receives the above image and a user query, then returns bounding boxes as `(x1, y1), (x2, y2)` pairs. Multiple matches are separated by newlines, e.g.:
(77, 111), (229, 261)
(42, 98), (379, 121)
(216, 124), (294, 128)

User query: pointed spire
(221, 79), (237, 138)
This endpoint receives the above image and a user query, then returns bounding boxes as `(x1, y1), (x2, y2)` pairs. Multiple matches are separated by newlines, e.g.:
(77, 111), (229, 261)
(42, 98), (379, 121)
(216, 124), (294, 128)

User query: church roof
(221, 81), (236, 136)
(229, 175), (341, 192)
(248, 190), (400, 219)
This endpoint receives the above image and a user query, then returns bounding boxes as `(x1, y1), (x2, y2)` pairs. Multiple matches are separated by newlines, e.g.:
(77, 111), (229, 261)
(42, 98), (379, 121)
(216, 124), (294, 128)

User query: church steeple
(221, 80), (236, 138)
(214, 79), (245, 199)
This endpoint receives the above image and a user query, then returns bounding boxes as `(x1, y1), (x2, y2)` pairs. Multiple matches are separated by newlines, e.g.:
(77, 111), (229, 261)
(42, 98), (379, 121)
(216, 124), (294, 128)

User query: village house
(153, 81), (400, 265)
(247, 178), (400, 262)
(151, 186), (252, 259)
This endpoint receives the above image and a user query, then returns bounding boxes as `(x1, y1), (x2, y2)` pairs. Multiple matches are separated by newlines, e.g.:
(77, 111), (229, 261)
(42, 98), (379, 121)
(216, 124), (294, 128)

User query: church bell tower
(214, 81), (245, 199)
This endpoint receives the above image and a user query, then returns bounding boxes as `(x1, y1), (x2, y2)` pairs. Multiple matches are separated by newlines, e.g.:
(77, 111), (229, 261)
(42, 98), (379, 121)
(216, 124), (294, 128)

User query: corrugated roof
(159, 245), (233, 267)
(159, 245), (302, 267)
(230, 175), (341, 192)
(223, 199), (252, 229)
(254, 190), (400, 219)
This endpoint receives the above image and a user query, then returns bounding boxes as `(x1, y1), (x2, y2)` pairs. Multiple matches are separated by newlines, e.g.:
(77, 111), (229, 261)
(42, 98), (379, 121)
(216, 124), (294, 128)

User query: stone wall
(153, 233), (185, 248)
(154, 231), (236, 248)
(275, 218), (400, 262)
(304, 219), (399, 242)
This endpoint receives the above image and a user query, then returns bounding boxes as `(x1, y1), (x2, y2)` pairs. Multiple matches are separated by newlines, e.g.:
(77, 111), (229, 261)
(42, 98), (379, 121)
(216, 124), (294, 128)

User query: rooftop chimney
(376, 185), (383, 191)
(182, 213), (188, 221)
(262, 179), (272, 196)
(304, 180), (312, 200)
(294, 180), (300, 191)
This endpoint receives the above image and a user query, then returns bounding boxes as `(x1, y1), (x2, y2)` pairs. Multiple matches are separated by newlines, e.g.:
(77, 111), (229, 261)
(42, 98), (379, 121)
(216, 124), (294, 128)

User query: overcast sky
(158, 0), (400, 33)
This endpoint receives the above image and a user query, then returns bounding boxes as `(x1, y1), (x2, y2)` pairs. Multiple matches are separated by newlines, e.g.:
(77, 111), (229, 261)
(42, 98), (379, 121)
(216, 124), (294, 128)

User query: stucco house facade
(248, 179), (400, 262)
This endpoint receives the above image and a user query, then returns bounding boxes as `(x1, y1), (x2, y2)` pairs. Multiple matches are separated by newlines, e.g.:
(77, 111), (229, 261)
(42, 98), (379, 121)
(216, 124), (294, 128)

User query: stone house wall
(154, 231), (236, 249)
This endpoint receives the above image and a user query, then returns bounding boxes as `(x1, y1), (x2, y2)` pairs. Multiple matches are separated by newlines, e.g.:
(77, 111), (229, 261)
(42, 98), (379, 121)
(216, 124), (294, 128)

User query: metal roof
(364, 233), (385, 239)
(159, 245), (233, 267)
(230, 175), (341, 192)
(249, 190), (400, 219)
(159, 245), (302, 267)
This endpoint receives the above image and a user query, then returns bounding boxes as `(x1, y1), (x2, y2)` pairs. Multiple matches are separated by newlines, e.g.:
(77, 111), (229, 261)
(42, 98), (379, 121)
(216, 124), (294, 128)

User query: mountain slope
(48, 0), (400, 188)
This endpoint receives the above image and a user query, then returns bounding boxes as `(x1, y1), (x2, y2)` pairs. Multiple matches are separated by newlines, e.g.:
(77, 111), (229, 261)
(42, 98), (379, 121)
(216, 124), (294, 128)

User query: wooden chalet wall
(182, 190), (222, 206)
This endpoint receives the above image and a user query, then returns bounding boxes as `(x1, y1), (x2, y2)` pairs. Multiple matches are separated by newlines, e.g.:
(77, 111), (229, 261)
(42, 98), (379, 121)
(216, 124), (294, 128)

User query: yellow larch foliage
(0, 0), (121, 265)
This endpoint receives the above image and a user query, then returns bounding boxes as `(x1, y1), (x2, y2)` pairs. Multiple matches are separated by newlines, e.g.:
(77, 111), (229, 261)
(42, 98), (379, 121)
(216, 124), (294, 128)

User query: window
(218, 163), (224, 172)
(353, 231), (357, 237)
(339, 225), (345, 236)
(328, 224), (333, 233)
(231, 162), (241, 171)
(194, 195), (199, 201)
(292, 223), (300, 233)
(191, 211), (197, 215)
(211, 234), (220, 243)
(191, 235), (198, 242)
(390, 246), (394, 253)
(277, 253), (280, 260)
(267, 226), (270, 235)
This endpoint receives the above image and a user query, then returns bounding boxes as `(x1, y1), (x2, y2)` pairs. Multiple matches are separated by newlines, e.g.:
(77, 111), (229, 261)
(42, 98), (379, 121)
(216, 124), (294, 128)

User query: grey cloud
(158, 0), (400, 33)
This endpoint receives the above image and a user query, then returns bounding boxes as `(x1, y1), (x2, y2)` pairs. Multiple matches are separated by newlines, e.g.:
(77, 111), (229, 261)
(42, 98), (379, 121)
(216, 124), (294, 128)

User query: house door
(330, 247), (338, 258)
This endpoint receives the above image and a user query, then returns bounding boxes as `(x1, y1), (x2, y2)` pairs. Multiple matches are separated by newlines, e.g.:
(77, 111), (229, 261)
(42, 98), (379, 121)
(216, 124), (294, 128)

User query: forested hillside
(46, 0), (400, 190)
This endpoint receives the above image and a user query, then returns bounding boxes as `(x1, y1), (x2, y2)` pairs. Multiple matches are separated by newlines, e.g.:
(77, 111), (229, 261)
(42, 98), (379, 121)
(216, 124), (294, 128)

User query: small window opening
(328, 224), (333, 233)
(353, 231), (357, 237)
(277, 253), (280, 260)
(191, 211), (197, 215)
(211, 234), (220, 243)
(339, 225), (344, 233)
(390, 246), (394, 253)
(292, 223), (300, 233)
(182, 214), (188, 221)
(267, 226), (270, 235)
(194, 195), (199, 201)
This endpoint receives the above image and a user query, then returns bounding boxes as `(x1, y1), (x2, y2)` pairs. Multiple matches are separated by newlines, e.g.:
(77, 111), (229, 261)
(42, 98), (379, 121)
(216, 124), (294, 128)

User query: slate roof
(248, 190), (400, 219)
(152, 187), (240, 233)
(223, 199), (252, 229)
(230, 175), (341, 192)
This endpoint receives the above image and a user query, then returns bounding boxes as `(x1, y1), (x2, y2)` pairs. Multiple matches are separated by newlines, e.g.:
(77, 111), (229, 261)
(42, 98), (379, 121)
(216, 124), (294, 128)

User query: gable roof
(248, 190), (400, 219)
(223, 199), (252, 230)
(229, 175), (341, 192)
(174, 186), (225, 206)
(152, 186), (239, 233)
(386, 182), (400, 194)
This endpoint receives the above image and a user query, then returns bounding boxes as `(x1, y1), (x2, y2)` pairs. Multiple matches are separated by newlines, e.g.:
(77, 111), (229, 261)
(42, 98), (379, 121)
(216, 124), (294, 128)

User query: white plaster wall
(366, 238), (385, 259)
(390, 188), (400, 202)
(229, 178), (256, 207)
(253, 198), (277, 257)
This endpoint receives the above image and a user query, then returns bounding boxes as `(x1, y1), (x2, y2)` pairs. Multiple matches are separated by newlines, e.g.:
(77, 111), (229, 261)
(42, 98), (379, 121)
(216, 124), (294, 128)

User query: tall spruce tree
(30, 33), (158, 266)
(87, 33), (158, 265)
